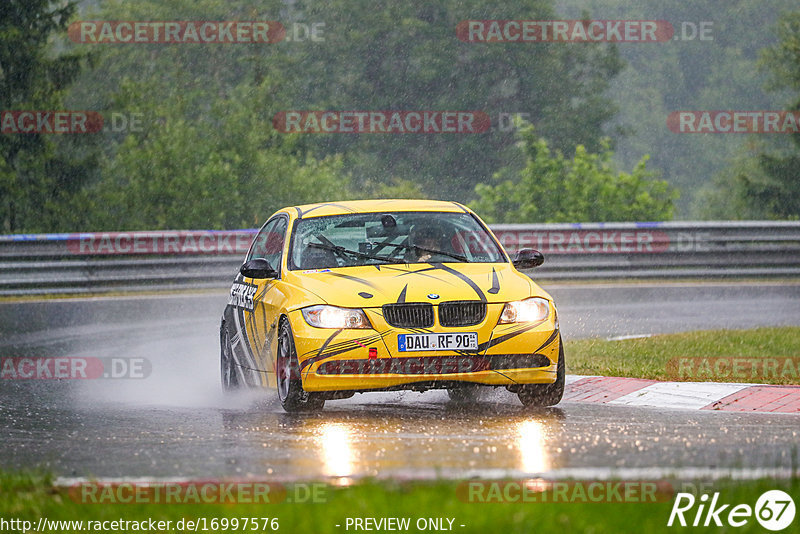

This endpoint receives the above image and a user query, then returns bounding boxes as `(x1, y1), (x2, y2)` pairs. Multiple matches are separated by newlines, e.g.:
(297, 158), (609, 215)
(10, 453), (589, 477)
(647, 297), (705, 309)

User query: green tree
(0, 0), (92, 232)
(472, 123), (676, 222)
(295, 0), (624, 200)
(84, 78), (350, 230)
(739, 11), (800, 219)
(61, 0), (354, 231)
(700, 11), (800, 219)
(559, 0), (797, 216)
(70, 0), (623, 211)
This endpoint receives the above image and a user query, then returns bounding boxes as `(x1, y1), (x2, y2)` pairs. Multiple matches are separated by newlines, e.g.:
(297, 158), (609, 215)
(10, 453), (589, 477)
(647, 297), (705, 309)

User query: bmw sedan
(220, 199), (564, 411)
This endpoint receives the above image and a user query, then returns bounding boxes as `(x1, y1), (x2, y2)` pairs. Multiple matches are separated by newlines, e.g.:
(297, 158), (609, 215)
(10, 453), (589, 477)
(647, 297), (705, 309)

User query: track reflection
(217, 399), (566, 480)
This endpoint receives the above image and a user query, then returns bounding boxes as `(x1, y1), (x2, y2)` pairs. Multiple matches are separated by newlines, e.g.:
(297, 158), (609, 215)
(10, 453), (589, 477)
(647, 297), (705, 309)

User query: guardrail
(1, 221), (799, 295)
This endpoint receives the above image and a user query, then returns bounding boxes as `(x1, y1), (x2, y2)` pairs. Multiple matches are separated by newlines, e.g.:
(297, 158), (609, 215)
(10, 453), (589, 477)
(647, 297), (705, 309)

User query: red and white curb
(564, 375), (800, 414)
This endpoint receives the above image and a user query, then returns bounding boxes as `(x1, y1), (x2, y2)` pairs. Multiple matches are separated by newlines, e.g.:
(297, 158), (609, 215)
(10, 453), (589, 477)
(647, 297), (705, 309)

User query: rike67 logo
(668, 490), (796, 531)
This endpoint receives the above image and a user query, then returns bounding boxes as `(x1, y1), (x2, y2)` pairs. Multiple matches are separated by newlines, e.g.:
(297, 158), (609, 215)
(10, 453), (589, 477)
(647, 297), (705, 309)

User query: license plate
(397, 332), (478, 352)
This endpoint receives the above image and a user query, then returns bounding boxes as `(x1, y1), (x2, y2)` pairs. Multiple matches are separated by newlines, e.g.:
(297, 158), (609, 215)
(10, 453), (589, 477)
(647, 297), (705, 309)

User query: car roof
(287, 199), (468, 219)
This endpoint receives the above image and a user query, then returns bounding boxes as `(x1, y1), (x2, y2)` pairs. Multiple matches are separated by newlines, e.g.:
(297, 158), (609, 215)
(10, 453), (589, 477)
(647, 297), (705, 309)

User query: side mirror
(240, 258), (278, 279)
(512, 249), (544, 269)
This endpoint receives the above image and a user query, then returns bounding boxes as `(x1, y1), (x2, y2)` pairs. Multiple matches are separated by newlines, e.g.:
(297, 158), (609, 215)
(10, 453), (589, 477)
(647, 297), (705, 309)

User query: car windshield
(289, 211), (506, 270)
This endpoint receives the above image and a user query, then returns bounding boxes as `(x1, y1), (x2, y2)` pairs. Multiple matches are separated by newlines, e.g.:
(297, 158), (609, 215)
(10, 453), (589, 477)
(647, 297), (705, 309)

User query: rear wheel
(517, 341), (565, 407)
(277, 319), (325, 412)
(220, 323), (240, 392)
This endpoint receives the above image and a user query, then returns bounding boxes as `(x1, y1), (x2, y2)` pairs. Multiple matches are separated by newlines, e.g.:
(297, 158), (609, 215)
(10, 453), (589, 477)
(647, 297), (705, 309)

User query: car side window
(248, 217), (288, 273)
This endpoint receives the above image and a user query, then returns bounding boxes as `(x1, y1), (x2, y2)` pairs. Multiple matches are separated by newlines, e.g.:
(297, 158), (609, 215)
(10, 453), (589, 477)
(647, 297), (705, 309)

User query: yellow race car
(219, 199), (564, 411)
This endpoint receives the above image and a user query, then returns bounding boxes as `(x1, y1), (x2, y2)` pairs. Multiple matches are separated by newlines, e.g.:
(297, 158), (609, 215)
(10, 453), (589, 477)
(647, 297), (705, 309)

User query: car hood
(286, 263), (550, 307)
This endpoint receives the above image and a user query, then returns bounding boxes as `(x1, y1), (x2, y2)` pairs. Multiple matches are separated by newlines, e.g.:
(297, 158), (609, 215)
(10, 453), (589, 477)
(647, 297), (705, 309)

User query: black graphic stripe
(299, 202), (357, 217)
(317, 330), (343, 358)
(384, 265), (459, 285)
(533, 328), (560, 354)
(391, 266), (437, 275)
(236, 307), (260, 370)
(244, 282), (273, 357)
(254, 283), (274, 348)
(488, 268), (500, 294)
(301, 329), (342, 378)
(433, 263), (486, 302)
(245, 304), (263, 356)
(397, 284), (408, 303)
(261, 305), (269, 342)
(300, 332), (382, 360)
(478, 321), (550, 353)
(324, 271), (378, 288)
(263, 326), (276, 369)
(327, 331), (389, 353)
(298, 205), (326, 217)
(299, 331), (391, 371)
(399, 271), (459, 284)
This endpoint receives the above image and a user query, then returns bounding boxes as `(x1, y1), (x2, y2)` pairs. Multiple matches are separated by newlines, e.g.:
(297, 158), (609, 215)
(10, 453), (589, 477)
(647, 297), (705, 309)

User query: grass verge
(0, 471), (797, 533)
(565, 327), (800, 385)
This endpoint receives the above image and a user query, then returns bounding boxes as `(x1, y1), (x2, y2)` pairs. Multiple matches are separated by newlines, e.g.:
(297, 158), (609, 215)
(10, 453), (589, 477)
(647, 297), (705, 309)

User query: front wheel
(277, 319), (325, 412)
(517, 340), (565, 407)
(220, 323), (240, 392)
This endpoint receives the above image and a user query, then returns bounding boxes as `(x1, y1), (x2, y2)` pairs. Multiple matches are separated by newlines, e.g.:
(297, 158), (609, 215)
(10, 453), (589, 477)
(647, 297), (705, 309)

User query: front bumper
(289, 304), (560, 392)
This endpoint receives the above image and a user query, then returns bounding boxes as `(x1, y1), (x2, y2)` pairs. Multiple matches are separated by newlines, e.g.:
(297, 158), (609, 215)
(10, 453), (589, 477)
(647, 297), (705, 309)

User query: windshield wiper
(308, 241), (406, 264)
(389, 242), (468, 262)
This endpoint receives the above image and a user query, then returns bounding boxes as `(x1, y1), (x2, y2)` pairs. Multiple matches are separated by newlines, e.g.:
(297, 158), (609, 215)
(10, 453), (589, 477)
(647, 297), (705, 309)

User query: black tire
(517, 340), (565, 407)
(220, 323), (240, 392)
(277, 319), (325, 412)
(447, 384), (482, 403)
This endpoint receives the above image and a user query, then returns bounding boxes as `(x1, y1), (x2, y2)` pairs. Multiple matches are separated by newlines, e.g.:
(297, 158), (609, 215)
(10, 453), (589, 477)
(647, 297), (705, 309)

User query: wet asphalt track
(1, 281), (799, 481)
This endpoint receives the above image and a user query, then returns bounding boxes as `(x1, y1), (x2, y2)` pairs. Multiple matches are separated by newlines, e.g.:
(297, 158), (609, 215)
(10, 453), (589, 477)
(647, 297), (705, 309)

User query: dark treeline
(1, 0), (798, 232)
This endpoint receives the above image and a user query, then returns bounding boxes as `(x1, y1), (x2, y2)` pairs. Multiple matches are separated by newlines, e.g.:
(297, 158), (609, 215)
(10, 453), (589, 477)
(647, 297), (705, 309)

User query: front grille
(383, 303), (434, 328)
(439, 301), (486, 327)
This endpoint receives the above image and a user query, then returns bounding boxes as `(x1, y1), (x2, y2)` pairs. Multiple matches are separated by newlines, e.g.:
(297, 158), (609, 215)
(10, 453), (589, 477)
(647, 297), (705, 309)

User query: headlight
(498, 297), (550, 324)
(301, 305), (371, 329)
